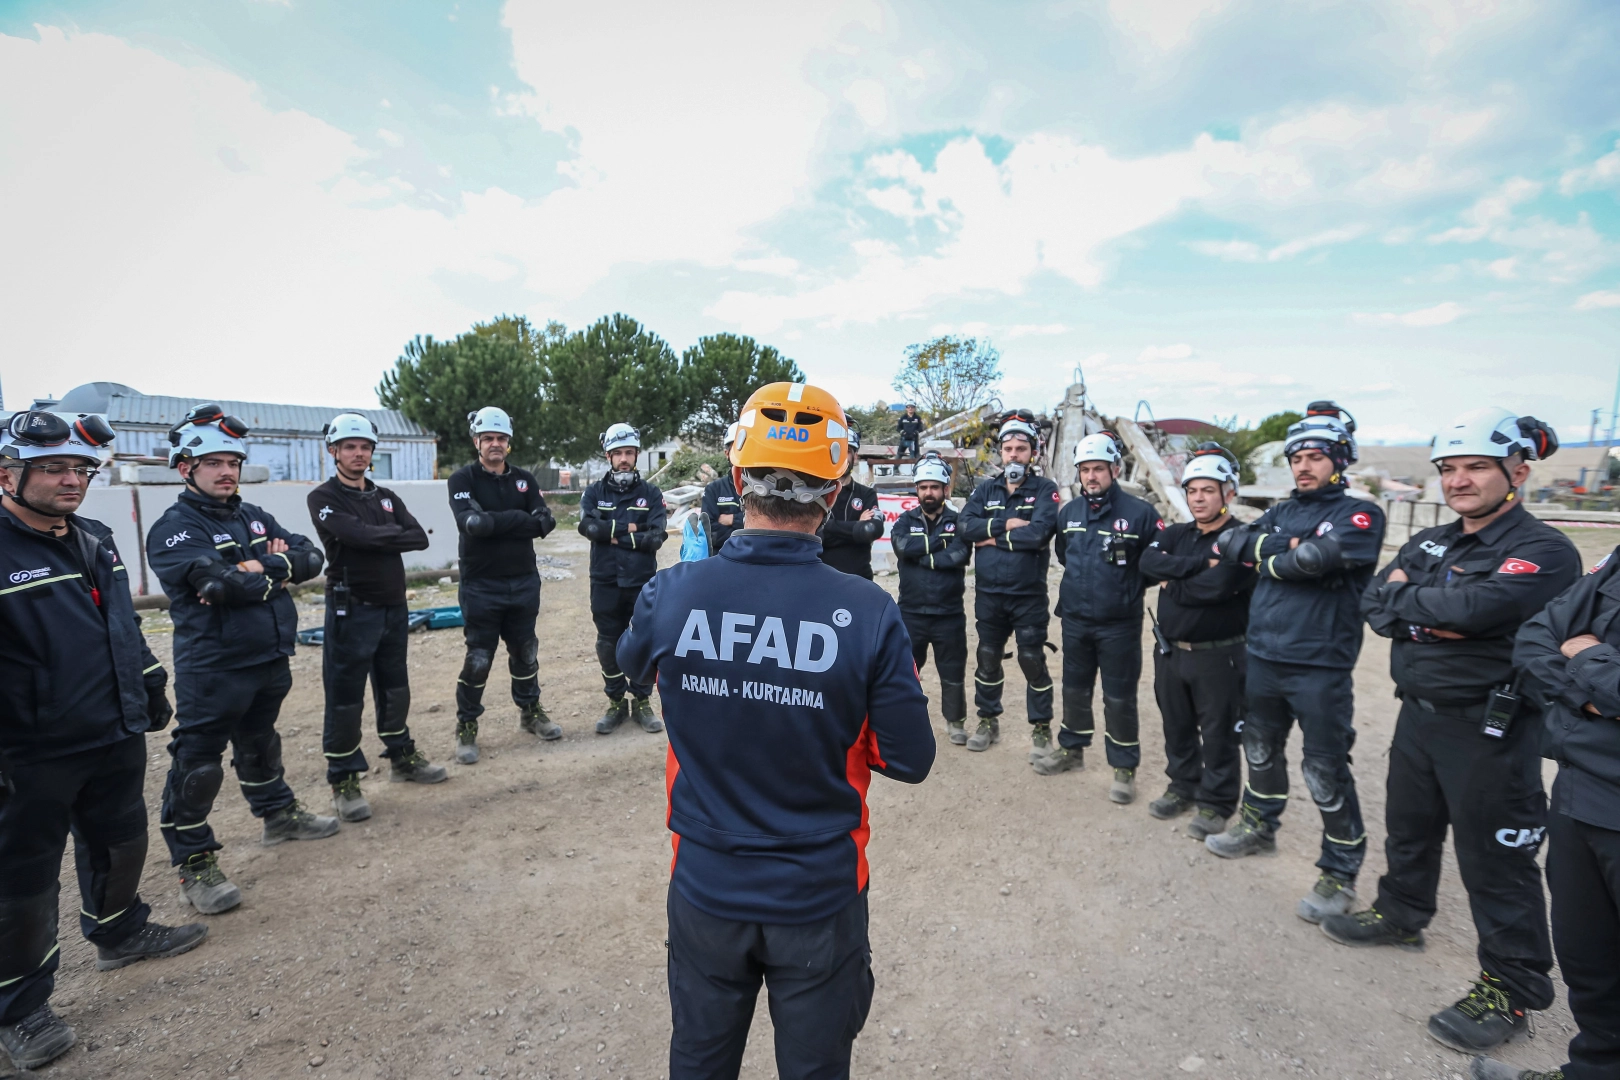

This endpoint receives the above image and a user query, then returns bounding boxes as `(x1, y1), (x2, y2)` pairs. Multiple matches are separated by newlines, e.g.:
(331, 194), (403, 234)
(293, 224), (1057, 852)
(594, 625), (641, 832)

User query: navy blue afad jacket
(890, 504), (969, 615)
(1246, 486), (1386, 670)
(616, 530), (935, 924)
(1054, 485), (1163, 623)
(956, 474), (1062, 597)
(148, 489), (319, 674)
(0, 506), (163, 764)
(578, 476), (668, 588)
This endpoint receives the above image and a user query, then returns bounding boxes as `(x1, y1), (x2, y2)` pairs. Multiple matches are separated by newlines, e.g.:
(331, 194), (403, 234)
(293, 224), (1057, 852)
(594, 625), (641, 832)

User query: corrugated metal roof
(101, 392), (432, 439)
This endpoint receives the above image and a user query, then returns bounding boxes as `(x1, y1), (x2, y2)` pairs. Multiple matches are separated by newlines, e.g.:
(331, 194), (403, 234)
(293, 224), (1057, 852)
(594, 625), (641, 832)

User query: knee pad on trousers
(939, 680), (967, 723)
(232, 731), (284, 786)
(1015, 643), (1049, 685)
(1102, 694), (1139, 730)
(1241, 722), (1278, 769)
(172, 760), (224, 816)
(0, 886), (60, 984)
(459, 648), (494, 687)
(1301, 756), (1345, 813)
(378, 685), (411, 728)
(595, 634), (622, 679)
(513, 638), (539, 678)
(976, 640), (1004, 675)
(99, 832), (149, 919)
(1062, 685), (1094, 731)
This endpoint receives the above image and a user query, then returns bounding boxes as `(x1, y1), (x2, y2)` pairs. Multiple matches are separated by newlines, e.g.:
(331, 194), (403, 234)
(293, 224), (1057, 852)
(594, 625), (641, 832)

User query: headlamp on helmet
(1430, 407), (1558, 464)
(1181, 442), (1240, 494)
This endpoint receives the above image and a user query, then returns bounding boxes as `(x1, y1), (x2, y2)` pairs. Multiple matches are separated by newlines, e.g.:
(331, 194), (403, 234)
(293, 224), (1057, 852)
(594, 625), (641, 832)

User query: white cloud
(1190, 225), (1366, 263)
(1138, 343), (1195, 362)
(1005, 323), (1070, 338)
(1353, 301), (1468, 327)
(1575, 290), (1620, 311)
(843, 78), (889, 128)
(376, 127), (404, 147)
(1428, 177), (1541, 243)
(1188, 240), (1262, 262)
(1559, 139), (1620, 195)
(1105, 0), (1233, 50)
(1427, 178), (1612, 283)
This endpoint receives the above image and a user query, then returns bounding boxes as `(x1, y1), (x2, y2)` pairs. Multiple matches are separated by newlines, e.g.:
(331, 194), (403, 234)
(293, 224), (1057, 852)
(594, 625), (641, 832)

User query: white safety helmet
(998, 417), (1039, 447)
(167, 403), (249, 468)
(1181, 447), (1239, 494)
(601, 422), (641, 453)
(1, 410), (114, 464)
(1282, 402), (1358, 467)
(722, 422), (741, 450)
(324, 412), (379, 446)
(914, 453), (952, 486)
(468, 406), (513, 439)
(1073, 432), (1123, 467)
(1430, 407), (1558, 464)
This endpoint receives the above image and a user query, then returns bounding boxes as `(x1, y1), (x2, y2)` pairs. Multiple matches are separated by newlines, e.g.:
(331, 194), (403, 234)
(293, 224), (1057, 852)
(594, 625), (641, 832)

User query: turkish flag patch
(1051, 491), (1060, 502)
(1498, 558), (1541, 575)
(1351, 511), (1372, 529)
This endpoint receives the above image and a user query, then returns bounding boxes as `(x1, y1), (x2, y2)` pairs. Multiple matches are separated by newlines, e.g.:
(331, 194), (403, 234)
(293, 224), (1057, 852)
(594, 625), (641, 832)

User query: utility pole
(1605, 364), (1620, 485)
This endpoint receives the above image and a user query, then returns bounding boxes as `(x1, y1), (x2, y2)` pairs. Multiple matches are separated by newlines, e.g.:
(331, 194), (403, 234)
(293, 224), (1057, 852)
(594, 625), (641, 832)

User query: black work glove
(1215, 523), (1261, 566)
(532, 506), (556, 539)
(287, 547), (325, 583)
(145, 668), (174, 731)
(464, 512), (495, 538)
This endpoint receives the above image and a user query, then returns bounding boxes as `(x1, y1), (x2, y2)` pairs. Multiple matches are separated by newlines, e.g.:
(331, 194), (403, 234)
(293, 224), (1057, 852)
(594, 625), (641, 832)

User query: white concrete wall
(81, 480), (462, 597)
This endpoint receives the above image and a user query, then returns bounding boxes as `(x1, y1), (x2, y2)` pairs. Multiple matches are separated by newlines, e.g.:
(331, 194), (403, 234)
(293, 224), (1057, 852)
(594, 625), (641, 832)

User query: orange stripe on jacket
(843, 717), (887, 893)
(665, 743), (682, 874)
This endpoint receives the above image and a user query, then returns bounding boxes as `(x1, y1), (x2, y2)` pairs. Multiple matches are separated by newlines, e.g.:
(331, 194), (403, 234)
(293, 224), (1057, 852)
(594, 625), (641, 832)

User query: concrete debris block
(1178, 1055), (1204, 1072)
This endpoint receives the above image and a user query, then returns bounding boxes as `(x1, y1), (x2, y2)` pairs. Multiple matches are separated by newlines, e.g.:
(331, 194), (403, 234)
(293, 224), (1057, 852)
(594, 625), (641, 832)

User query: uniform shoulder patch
(1316, 520), (1334, 536)
(250, 520), (266, 536)
(1498, 558), (1541, 575)
(1351, 511), (1372, 529)
(1051, 490), (1060, 501)
(1591, 552), (1612, 575)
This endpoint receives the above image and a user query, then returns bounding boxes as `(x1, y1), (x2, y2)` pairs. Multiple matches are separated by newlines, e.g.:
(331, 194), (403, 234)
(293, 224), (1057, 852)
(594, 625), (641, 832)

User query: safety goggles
(6, 410), (114, 448)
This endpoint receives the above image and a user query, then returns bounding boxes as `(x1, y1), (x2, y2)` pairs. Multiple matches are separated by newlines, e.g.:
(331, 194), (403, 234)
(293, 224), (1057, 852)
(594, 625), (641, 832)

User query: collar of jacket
(0, 501), (108, 542)
(1083, 485), (1117, 514)
(1436, 498), (1528, 546)
(178, 486), (242, 519)
(1289, 484), (1346, 504)
(332, 475), (379, 499)
(722, 530), (825, 563)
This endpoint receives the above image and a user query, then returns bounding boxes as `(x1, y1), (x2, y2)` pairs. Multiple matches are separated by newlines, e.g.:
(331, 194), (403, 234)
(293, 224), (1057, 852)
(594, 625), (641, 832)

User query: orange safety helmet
(732, 382), (850, 494)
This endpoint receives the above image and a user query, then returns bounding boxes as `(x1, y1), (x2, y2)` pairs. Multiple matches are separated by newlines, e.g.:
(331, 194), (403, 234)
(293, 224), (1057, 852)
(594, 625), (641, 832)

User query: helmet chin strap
(4, 466), (61, 520)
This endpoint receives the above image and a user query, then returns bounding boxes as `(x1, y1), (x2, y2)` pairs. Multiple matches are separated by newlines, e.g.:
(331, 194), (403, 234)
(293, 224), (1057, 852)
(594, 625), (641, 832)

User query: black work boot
(261, 800), (340, 845)
(596, 697), (629, 735)
(455, 720), (479, 764)
(1033, 745), (1083, 774)
(631, 696), (664, 733)
(1186, 807), (1227, 840)
(95, 920), (209, 971)
(177, 852), (241, 915)
(331, 775), (371, 822)
(391, 750), (448, 784)
(1028, 722), (1052, 764)
(1428, 973), (1529, 1053)
(520, 703), (562, 740)
(1109, 768), (1136, 804)
(1320, 907), (1425, 950)
(1471, 1058), (1563, 1080)
(1297, 873), (1357, 924)
(1149, 788), (1194, 819)
(0, 1002), (76, 1070)
(1204, 807), (1277, 859)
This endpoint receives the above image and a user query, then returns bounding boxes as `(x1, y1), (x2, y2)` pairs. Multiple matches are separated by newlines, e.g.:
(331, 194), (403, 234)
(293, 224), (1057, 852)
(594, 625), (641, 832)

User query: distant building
(36, 382), (436, 482)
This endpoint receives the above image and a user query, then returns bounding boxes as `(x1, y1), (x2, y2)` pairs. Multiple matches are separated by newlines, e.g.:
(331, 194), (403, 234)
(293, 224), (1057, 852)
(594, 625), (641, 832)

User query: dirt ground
(24, 526), (1619, 1080)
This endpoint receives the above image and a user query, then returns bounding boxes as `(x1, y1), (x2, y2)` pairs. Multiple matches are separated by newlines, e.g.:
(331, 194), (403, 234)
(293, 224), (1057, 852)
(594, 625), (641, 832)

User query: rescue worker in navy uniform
(447, 406), (559, 765)
(819, 428), (884, 579)
(1323, 408), (1576, 1054)
(700, 423), (744, 553)
(147, 405), (339, 916)
(0, 413), (207, 1072)
(616, 382), (934, 1080)
(1205, 403), (1387, 921)
(1137, 446), (1254, 840)
(956, 417), (1062, 756)
(1035, 433), (1163, 803)
(579, 423), (667, 735)
(1508, 540), (1620, 1080)
(890, 452), (970, 742)
(309, 413), (446, 823)
(897, 402), (925, 459)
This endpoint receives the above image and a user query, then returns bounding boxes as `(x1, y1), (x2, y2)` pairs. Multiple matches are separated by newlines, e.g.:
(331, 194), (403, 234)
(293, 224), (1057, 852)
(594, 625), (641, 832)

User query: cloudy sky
(3, 0), (1619, 443)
